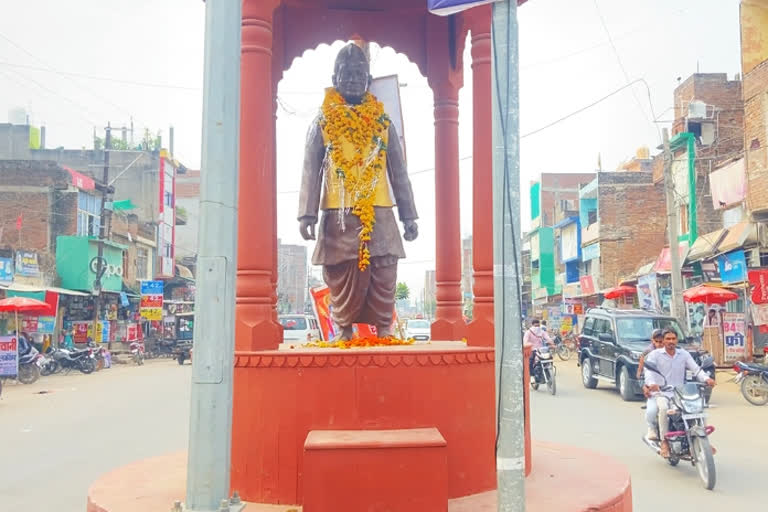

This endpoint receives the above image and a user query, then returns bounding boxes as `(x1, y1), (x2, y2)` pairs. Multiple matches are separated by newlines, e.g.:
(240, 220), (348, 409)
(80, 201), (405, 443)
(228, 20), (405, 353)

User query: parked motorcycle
(642, 360), (717, 490)
(17, 347), (43, 384)
(49, 347), (96, 374)
(531, 346), (556, 395)
(130, 340), (145, 366)
(552, 331), (577, 361)
(733, 360), (768, 406)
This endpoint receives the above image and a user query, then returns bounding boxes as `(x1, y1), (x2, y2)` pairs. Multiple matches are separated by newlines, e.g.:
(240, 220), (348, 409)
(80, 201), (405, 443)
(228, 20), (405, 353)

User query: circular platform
(86, 441), (632, 511)
(231, 342), (497, 503)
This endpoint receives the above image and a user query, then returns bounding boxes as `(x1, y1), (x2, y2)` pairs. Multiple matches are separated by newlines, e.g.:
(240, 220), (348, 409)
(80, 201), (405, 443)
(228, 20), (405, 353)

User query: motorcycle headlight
(630, 351), (642, 360)
(681, 398), (703, 414)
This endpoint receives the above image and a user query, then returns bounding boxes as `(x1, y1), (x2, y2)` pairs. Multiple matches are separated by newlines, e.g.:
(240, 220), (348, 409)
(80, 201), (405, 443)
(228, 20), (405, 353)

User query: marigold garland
(303, 335), (415, 350)
(321, 88), (390, 271)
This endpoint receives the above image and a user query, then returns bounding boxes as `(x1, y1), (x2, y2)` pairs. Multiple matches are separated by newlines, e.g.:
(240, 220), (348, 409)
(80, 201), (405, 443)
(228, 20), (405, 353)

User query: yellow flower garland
(321, 88), (390, 271)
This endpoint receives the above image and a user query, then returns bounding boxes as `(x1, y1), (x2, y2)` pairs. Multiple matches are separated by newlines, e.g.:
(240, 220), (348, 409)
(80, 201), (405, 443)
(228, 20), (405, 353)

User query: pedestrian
(637, 328), (664, 378)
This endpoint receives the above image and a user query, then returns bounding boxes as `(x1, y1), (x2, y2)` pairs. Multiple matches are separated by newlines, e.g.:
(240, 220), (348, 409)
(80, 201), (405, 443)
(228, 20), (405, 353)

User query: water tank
(8, 107), (28, 125)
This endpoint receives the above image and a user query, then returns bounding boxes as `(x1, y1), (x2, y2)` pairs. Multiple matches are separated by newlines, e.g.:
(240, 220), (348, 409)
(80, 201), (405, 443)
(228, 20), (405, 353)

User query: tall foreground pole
(185, 0), (241, 510)
(662, 128), (684, 320)
(492, 1), (525, 510)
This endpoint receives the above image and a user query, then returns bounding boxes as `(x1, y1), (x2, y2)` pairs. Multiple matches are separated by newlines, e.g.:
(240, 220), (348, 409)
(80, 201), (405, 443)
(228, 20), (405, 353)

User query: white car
(405, 319), (431, 342)
(279, 314), (321, 343)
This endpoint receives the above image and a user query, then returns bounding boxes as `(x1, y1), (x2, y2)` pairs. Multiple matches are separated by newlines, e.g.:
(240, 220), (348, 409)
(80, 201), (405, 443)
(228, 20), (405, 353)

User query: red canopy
(603, 285), (637, 299)
(682, 286), (739, 305)
(0, 296), (53, 314)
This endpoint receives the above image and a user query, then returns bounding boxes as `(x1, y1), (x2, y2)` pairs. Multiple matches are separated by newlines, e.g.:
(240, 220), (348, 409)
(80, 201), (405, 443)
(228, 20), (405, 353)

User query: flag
(15, 214), (22, 230)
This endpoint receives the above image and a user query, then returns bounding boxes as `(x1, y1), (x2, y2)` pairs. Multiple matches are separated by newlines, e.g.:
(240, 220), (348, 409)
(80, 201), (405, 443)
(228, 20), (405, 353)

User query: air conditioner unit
(745, 248), (761, 267)
(688, 100), (709, 119)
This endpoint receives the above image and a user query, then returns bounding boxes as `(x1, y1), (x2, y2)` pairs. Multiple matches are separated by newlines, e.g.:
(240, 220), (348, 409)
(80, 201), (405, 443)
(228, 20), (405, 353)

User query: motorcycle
(733, 360), (768, 406)
(17, 347), (43, 384)
(49, 347), (96, 374)
(531, 345), (556, 395)
(690, 351), (716, 405)
(552, 331), (577, 361)
(641, 360), (717, 490)
(130, 340), (145, 366)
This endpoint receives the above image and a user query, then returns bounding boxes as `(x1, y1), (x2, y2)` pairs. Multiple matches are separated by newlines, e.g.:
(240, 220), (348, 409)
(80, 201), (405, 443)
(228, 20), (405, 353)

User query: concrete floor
(1, 355), (766, 510)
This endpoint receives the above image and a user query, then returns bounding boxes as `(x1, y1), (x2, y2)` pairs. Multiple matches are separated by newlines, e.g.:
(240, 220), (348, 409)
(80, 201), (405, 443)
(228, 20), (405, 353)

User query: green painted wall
(530, 182), (541, 221)
(538, 227), (556, 294)
(56, 236), (125, 292)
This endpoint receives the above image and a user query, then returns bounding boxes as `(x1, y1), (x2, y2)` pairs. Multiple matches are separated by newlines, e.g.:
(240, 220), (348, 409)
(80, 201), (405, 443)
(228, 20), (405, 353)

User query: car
(577, 307), (711, 401)
(405, 318), (431, 342)
(279, 314), (321, 343)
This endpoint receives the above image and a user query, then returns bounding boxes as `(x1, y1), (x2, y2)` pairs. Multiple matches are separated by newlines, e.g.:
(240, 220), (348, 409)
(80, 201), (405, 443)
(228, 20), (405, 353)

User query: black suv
(578, 307), (709, 401)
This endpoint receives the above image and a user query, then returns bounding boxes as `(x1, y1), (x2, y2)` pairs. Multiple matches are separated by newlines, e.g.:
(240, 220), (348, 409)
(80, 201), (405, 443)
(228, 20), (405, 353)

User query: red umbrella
(0, 297), (53, 335)
(683, 285), (739, 305)
(603, 285), (637, 299)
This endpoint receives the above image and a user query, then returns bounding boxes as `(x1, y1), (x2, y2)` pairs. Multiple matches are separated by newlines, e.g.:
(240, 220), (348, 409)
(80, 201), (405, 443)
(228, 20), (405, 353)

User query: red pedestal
(231, 344), (496, 504)
(303, 428), (448, 512)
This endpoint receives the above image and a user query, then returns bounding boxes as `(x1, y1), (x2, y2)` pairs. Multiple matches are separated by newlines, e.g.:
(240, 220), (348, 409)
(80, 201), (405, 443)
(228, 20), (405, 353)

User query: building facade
(277, 241), (308, 314)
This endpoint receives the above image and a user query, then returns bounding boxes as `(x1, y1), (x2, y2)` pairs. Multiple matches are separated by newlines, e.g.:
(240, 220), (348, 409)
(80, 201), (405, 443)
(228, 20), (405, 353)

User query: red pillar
(237, 0), (281, 351)
(430, 80), (466, 341)
(465, 8), (494, 347)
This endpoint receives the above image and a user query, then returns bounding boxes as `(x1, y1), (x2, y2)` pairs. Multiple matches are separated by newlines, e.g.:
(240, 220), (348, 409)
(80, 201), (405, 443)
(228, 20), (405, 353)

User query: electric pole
(492, 1), (525, 510)
(663, 128), (684, 319)
(94, 124), (113, 349)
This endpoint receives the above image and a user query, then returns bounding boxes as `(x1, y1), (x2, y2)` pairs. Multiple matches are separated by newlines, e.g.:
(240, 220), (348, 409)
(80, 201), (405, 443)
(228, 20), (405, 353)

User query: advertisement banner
(579, 275), (595, 296)
(717, 250), (747, 284)
(637, 274), (660, 312)
(0, 336), (18, 377)
(722, 312), (746, 361)
(73, 321), (90, 343)
(15, 251), (40, 277)
(37, 316), (56, 333)
(140, 308), (162, 321)
(748, 269), (768, 304)
(21, 317), (38, 332)
(310, 286), (336, 341)
(751, 303), (768, 326)
(140, 280), (164, 295)
(140, 280), (164, 321)
(127, 323), (139, 342)
(0, 257), (13, 283)
(140, 295), (163, 308)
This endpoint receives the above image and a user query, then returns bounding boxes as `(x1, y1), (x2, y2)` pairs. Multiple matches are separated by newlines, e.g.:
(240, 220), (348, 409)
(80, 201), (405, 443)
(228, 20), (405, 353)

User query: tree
(395, 282), (410, 301)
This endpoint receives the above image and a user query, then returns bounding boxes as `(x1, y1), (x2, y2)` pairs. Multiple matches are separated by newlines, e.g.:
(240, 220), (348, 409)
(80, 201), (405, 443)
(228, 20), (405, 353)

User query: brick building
(655, 73), (745, 241)
(579, 171), (667, 291)
(175, 168), (200, 258)
(277, 240), (308, 314)
(742, 0), (768, 218)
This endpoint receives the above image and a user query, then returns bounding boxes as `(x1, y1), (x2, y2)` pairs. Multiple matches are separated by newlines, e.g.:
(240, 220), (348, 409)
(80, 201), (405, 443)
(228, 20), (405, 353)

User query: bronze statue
(298, 43), (418, 340)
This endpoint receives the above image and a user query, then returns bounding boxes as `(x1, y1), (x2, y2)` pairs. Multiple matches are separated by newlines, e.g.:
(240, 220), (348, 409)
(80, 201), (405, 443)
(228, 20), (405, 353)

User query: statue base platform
(86, 441), (632, 511)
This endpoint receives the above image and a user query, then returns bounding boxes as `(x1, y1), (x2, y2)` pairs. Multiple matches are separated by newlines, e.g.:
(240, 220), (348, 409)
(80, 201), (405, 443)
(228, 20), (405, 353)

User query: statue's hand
(299, 217), (317, 241)
(403, 220), (418, 242)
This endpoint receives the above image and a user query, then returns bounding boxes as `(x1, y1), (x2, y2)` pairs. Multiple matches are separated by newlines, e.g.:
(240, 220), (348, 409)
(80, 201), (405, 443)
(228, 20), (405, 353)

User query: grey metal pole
(492, 1), (525, 510)
(185, 0), (241, 510)
(662, 128), (684, 320)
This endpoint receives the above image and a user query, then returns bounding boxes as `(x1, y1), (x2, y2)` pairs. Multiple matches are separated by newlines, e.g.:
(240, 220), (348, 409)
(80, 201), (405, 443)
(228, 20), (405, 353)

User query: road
(1, 355), (766, 510)
(531, 358), (768, 508)
(0, 360), (191, 511)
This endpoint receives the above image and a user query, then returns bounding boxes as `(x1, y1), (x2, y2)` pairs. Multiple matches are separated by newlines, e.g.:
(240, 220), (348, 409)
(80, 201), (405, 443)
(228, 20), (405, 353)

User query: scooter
(17, 347), (43, 384)
(130, 340), (145, 366)
(641, 360), (717, 490)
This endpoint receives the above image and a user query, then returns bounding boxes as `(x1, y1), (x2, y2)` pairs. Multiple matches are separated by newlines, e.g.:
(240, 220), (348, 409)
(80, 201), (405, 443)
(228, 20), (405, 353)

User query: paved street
(531, 359), (768, 508)
(1, 356), (766, 510)
(0, 361), (191, 511)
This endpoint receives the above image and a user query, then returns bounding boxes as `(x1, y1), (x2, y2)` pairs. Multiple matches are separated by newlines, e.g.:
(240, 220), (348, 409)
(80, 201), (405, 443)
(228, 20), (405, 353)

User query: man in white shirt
(644, 328), (715, 457)
(524, 319), (553, 382)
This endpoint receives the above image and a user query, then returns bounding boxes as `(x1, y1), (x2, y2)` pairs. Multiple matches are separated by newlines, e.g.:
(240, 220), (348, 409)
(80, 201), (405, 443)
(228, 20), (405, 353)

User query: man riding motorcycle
(643, 328), (715, 458)
(523, 319), (554, 382)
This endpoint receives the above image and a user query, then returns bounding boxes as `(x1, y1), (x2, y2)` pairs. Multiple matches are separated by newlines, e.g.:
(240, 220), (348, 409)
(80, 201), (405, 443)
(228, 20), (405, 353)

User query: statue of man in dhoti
(298, 43), (418, 341)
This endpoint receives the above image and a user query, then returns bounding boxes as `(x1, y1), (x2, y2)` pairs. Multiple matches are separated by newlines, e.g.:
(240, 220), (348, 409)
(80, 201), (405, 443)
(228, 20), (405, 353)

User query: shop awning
(0, 282), (89, 297)
(686, 228), (728, 263)
(634, 261), (655, 278)
(653, 243), (689, 274)
(715, 221), (757, 256)
(63, 166), (95, 191)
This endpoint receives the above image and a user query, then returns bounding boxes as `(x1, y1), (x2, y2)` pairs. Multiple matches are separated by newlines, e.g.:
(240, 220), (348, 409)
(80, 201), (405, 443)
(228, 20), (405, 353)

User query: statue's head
(332, 43), (372, 105)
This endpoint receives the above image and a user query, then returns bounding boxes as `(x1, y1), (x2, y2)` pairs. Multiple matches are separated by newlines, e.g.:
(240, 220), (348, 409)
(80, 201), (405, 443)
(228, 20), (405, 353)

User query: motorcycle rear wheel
(18, 363), (40, 384)
(79, 358), (95, 374)
(693, 436), (716, 490)
(741, 375), (768, 406)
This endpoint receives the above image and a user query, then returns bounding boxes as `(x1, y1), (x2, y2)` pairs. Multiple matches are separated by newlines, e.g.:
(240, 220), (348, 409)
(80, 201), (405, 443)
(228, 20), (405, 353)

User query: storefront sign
(717, 250), (747, 284)
(0, 257), (13, 283)
(579, 275), (595, 296)
(126, 323), (139, 341)
(21, 317), (38, 332)
(140, 280), (164, 321)
(722, 312), (746, 361)
(37, 316), (55, 333)
(73, 322), (90, 343)
(748, 269), (768, 304)
(0, 336), (18, 377)
(15, 251), (39, 277)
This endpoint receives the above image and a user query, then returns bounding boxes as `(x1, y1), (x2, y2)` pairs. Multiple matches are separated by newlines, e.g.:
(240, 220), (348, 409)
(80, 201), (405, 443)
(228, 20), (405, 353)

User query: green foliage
(395, 282), (410, 301)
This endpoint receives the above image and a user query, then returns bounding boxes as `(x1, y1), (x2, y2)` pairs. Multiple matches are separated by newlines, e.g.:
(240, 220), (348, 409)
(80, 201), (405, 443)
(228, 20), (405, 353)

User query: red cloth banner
(748, 270), (768, 305)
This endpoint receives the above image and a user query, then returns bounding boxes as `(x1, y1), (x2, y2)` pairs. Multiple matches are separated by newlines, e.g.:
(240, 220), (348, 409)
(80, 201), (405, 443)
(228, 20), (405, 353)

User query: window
(279, 316), (307, 330)
(587, 209), (597, 225)
(164, 190), (174, 208)
(77, 192), (101, 237)
(123, 251), (128, 279)
(679, 204), (689, 235)
(136, 248), (149, 280)
(594, 318), (613, 338)
(582, 317), (595, 336)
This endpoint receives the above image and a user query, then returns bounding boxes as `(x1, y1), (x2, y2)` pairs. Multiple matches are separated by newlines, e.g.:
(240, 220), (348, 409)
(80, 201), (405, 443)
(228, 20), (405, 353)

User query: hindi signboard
(0, 336), (18, 377)
(722, 312), (747, 361)
(140, 280), (164, 321)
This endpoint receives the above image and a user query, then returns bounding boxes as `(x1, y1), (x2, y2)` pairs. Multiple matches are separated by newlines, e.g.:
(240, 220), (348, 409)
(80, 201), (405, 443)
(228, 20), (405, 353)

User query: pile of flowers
(303, 336), (415, 350)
